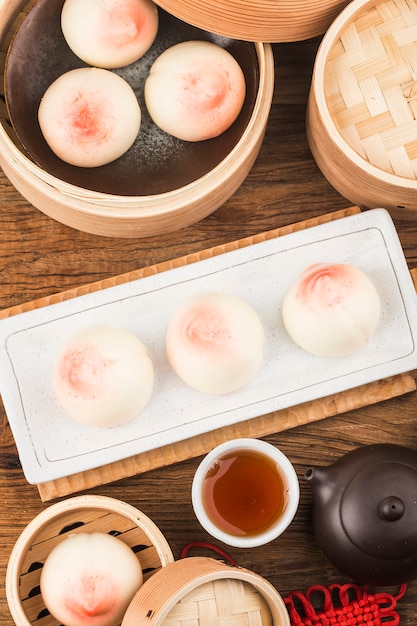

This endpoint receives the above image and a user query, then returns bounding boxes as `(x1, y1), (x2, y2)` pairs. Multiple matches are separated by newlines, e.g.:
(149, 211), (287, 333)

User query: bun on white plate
(166, 292), (265, 394)
(282, 263), (381, 357)
(54, 325), (154, 427)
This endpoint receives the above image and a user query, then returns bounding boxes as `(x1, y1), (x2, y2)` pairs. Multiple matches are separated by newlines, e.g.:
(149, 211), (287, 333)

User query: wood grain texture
(2, 35), (417, 626)
(0, 206), (358, 320)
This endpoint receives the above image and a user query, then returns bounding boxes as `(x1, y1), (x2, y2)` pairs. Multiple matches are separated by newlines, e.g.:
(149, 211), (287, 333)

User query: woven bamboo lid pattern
(122, 557), (290, 626)
(325, 0), (417, 180)
(307, 0), (417, 216)
(163, 578), (272, 625)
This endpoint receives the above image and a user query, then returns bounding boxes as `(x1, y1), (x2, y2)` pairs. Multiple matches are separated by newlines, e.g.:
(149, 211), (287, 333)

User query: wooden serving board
(1, 207), (415, 501)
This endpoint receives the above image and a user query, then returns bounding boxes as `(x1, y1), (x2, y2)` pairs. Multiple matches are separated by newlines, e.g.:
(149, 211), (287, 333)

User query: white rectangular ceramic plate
(1, 208), (417, 484)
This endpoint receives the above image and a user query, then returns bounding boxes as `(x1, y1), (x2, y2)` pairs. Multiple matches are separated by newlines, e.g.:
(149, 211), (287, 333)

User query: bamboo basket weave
(121, 557), (290, 626)
(307, 0), (417, 219)
(0, 0), (274, 237)
(5, 495), (174, 626)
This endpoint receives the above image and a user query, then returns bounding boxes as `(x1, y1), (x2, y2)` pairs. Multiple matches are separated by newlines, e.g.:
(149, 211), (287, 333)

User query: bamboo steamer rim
(121, 556), (291, 626)
(0, 40), (273, 215)
(312, 0), (417, 192)
(0, 39), (274, 216)
(6, 495), (174, 626)
(152, 0), (351, 42)
(0, 0), (275, 236)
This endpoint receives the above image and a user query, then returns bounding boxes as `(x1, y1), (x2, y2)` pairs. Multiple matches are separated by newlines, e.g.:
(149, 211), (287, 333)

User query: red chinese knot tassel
(284, 583), (407, 626)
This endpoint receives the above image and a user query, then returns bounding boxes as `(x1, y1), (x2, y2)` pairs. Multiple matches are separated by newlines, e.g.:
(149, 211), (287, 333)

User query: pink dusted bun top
(282, 263), (381, 357)
(61, 0), (159, 69)
(40, 532), (143, 626)
(54, 325), (154, 428)
(145, 40), (246, 142)
(166, 292), (265, 394)
(38, 67), (141, 168)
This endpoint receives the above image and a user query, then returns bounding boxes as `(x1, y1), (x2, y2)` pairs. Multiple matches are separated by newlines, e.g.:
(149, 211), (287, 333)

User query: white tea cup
(192, 438), (299, 548)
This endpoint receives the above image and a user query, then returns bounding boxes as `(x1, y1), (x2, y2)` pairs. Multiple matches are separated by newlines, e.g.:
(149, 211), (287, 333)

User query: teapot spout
(305, 465), (329, 485)
(305, 465), (336, 504)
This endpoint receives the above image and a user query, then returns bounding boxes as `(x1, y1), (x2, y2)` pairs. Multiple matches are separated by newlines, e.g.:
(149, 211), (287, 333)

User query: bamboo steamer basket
(0, 0), (275, 238)
(121, 556), (291, 626)
(5, 495), (174, 626)
(153, 0), (351, 42)
(307, 0), (417, 220)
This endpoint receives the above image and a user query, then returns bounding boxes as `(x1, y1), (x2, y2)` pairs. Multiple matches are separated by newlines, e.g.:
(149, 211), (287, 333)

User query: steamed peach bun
(166, 292), (265, 394)
(54, 325), (154, 428)
(38, 68), (141, 168)
(282, 263), (381, 357)
(145, 40), (246, 141)
(40, 532), (143, 626)
(61, 0), (159, 69)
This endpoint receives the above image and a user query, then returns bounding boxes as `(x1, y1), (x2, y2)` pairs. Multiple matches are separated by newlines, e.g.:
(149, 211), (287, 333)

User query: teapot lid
(341, 461), (417, 558)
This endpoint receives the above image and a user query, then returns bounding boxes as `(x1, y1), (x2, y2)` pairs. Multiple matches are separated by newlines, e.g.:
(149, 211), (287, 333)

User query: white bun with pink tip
(166, 292), (265, 394)
(38, 67), (141, 168)
(61, 0), (159, 69)
(40, 532), (143, 626)
(145, 40), (246, 142)
(282, 263), (381, 357)
(54, 325), (154, 428)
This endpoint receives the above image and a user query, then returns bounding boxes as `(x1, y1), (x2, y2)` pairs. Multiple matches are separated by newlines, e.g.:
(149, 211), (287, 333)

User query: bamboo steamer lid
(0, 0), (274, 237)
(6, 495), (174, 626)
(153, 0), (351, 42)
(307, 0), (417, 219)
(122, 556), (290, 626)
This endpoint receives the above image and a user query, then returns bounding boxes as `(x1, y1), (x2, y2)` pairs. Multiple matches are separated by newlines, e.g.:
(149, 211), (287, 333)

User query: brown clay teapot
(305, 443), (417, 585)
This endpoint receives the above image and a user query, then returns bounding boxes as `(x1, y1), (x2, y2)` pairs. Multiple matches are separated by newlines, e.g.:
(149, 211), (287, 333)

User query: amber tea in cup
(192, 438), (299, 548)
(203, 448), (286, 536)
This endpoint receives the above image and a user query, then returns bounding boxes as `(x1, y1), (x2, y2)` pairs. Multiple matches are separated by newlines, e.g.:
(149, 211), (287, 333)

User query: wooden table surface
(2, 35), (417, 625)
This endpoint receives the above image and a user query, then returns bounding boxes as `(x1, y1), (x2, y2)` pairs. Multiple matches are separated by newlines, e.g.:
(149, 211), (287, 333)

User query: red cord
(180, 540), (238, 566)
(181, 543), (407, 626)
